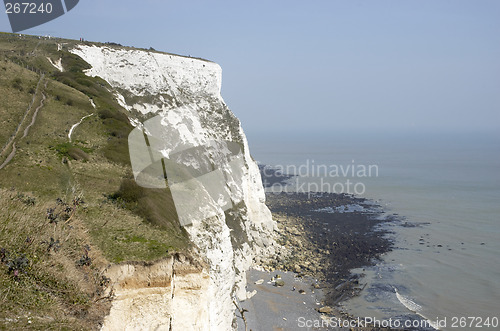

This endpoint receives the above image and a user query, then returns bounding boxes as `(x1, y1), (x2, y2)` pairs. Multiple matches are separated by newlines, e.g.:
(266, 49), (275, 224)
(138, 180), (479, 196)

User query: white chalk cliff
(70, 45), (276, 330)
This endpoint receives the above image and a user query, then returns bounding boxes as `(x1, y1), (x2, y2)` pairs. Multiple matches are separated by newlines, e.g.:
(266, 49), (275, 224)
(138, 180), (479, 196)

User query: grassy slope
(0, 60), (39, 149)
(0, 32), (189, 329)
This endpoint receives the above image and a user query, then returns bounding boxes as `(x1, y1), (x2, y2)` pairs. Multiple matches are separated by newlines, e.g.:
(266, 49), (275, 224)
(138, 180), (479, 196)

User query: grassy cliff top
(0, 31), (214, 62)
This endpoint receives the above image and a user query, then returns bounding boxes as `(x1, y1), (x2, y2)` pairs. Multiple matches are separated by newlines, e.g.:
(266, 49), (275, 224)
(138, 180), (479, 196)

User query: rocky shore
(241, 190), (398, 330)
(248, 166), (400, 329)
(264, 191), (393, 306)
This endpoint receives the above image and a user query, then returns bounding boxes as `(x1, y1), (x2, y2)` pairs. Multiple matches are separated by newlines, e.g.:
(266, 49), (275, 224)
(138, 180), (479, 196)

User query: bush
(5, 254), (30, 279)
(108, 178), (182, 232)
(98, 108), (128, 122)
(110, 179), (145, 203)
(14, 192), (36, 206)
(60, 51), (91, 73)
(11, 77), (23, 91)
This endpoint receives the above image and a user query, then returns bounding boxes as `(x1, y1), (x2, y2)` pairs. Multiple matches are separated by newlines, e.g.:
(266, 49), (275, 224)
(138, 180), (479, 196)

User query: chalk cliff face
(101, 255), (210, 331)
(70, 45), (276, 330)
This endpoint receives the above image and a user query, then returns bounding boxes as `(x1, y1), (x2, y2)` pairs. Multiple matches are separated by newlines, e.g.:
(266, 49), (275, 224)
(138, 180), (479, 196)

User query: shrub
(109, 179), (182, 232)
(6, 254), (30, 279)
(14, 192), (36, 206)
(110, 179), (145, 203)
(97, 108), (128, 122)
(60, 51), (91, 73)
(77, 245), (92, 267)
(44, 238), (60, 253)
(11, 77), (23, 91)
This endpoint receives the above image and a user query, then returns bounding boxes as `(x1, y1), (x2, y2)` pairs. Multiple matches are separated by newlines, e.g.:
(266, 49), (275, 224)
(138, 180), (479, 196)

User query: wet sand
(236, 269), (330, 331)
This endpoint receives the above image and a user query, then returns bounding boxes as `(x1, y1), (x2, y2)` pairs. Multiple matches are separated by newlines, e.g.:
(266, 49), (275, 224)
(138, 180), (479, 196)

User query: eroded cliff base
(102, 253), (211, 331)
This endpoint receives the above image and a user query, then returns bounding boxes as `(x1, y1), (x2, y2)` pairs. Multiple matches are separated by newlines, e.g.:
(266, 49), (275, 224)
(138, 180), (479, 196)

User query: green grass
(97, 108), (134, 165)
(53, 142), (92, 161)
(0, 32), (192, 328)
(0, 33), (189, 254)
(0, 190), (111, 330)
(0, 59), (40, 149)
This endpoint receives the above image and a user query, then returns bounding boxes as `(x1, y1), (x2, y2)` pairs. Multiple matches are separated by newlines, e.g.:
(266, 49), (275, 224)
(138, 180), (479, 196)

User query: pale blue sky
(2, 0), (499, 137)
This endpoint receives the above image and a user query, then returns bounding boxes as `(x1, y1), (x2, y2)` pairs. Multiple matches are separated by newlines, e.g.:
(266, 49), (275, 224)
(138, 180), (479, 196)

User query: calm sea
(249, 130), (500, 330)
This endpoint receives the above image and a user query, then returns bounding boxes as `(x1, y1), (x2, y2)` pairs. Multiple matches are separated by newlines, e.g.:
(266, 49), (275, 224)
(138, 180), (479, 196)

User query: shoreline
(238, 191), (398, 330)
(265, 191), (394, 304)
(238, 166), (402, 329)
(236, 268), (330, 330)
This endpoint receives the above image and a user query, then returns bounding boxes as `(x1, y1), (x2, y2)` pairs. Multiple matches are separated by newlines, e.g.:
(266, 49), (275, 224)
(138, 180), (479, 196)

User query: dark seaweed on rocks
(265, 191), (394, 307)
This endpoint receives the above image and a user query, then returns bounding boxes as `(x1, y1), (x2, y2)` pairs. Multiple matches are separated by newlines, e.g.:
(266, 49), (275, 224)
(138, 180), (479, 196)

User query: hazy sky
(1, 0), (499, 137)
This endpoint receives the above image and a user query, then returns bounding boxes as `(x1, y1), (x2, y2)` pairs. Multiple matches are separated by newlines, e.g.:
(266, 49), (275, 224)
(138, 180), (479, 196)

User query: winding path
(0, 74), (45, 158)
(0, 143), (17, 170)
(0, 82), (47, 170)
(68, 113), (94, 142)
(23, 89), (46, 139)
(68, 98), (96, 142)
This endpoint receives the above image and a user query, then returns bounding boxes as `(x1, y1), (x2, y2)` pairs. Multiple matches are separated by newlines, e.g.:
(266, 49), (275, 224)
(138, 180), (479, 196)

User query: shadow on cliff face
(108, 178), (189, 243)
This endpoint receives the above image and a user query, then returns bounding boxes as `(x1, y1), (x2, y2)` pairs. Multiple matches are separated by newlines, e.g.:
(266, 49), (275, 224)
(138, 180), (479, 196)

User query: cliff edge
(70, 45), (277, 330)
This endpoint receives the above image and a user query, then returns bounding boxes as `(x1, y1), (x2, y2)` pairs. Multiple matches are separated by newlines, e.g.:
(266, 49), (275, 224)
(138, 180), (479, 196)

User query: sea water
(249, 130), (500, 330)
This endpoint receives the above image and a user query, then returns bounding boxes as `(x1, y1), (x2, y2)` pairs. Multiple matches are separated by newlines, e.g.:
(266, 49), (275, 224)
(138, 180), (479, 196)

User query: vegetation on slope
(0, 190), (110, 329)
(0, 32), (190, 329)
